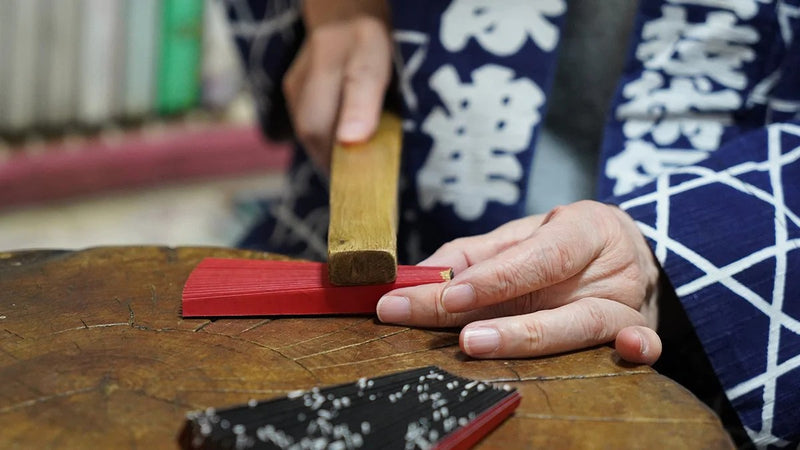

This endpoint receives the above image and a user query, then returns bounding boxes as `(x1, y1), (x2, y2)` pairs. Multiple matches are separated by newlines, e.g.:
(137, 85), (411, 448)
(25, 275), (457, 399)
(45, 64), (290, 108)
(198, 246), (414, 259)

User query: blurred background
(0, 0), (637, 253)
(0, 0), (288, 251)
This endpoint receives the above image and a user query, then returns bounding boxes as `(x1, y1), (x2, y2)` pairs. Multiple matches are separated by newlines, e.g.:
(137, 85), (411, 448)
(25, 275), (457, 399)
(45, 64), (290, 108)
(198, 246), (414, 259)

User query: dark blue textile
(225, 0), (566, 262)
(601, 1), (800, 446)
(225, 0), (800, 446)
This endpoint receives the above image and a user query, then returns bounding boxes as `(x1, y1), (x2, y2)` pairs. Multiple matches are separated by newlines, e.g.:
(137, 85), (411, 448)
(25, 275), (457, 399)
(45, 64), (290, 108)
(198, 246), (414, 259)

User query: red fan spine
(182, 258), (452, 317)
(433, 391), (522, 450)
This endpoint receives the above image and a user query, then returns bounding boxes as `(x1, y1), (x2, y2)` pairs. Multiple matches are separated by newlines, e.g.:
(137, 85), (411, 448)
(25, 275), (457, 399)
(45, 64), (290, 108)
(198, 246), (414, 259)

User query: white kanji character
(417, 65), (544, 220)
(440, 0), (566, 55)
(638, 6), (758, 89)
(606, 140), (709, 195)
(667, 0), (770, 20)
(617, 71), (740, 150)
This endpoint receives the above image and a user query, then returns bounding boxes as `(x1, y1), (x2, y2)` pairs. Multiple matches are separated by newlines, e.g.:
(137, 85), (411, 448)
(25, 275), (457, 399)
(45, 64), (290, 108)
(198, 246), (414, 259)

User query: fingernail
(376, 296), (410, 323)
(441, 284), (475, 312)
(337, 120), (369, 142)
(637, 330), (649, 356)
(463, 327), (500, 355)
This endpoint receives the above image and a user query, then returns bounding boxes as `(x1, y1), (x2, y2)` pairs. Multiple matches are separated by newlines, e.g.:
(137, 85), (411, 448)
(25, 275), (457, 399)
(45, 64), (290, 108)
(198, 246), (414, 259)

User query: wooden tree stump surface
(0, 247), (734, 448)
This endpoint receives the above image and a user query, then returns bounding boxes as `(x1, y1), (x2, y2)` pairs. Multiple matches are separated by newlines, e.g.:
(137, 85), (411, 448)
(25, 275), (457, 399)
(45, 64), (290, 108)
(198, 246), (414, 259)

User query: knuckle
(354, 15), (389, 38)
(542, 204), (567, 224)
(581, 300), (612, 343)
(532, 240), (575, 283)
(443, 238), (466, 250)
(490, 260), (525, 299)
(618, 265), (651, 308)
(308, 26), (339, 47)
(552, 240), (577, 275)
(344, 60), (388, 86)
(522, 319), (545, 355)
(439, 238), (471, 263)
(437, 240), (460, 256)
(306, 33), (345, 68)
(576, 199), (604, 210)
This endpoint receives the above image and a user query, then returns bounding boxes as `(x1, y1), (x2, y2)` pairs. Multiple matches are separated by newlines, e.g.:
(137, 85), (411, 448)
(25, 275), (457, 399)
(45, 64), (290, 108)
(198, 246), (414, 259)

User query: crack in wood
(259, 344), (320, 384)
(532, 382), (554, 413)
(480, 370), (654, 383)
(132, 389), (195, 409)
(0, 386), (98, 414)
(505, 363), (522, 381)
(127, 304), (135, 327)
(51, 323), (129, 335)
(192, 320), (213, 332)
(3, 329), (24, 340)
(238, 319), (272, 335)
(276, 318), (376, 350)
(307, 342), (458, 370)
(293, 328), (413, 360)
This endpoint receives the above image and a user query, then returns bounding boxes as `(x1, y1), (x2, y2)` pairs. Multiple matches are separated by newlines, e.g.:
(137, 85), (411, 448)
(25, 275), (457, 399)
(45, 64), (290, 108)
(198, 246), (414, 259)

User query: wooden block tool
(327, 112), (402, 286)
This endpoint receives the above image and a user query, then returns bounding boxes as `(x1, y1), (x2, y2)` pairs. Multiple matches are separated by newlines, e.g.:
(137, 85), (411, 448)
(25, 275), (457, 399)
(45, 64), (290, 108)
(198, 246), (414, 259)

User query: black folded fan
(179, 366), (521, 449)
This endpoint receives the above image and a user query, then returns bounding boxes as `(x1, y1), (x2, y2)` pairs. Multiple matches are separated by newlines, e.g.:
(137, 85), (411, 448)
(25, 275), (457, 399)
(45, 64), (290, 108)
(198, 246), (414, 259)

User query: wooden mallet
(327, 112), (402, 286)
(180, 112), (455, 317)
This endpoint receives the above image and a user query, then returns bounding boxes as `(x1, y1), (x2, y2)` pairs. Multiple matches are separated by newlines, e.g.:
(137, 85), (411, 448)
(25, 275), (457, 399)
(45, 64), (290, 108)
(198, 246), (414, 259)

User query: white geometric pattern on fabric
(224, 0), (332, 260)
(266, 160), (329, 260)
(621, 123), (800, 448)
(225, 0), (299, 121)
(393, 30), (429, 116)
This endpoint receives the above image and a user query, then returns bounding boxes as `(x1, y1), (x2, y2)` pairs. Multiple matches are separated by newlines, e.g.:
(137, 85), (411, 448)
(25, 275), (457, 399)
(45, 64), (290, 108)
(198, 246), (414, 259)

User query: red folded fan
(181, 258), (453, 317)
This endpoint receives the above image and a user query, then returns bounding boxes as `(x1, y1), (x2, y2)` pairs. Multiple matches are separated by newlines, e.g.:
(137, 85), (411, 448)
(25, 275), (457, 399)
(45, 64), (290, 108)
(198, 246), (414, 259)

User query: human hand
(376, 200), (663, 364)
(284, 0), (392, 171)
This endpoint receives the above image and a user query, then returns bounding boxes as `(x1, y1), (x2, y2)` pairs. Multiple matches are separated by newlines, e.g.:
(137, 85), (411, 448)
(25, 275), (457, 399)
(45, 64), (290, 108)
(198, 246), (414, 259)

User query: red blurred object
(0, 124), (291, 209)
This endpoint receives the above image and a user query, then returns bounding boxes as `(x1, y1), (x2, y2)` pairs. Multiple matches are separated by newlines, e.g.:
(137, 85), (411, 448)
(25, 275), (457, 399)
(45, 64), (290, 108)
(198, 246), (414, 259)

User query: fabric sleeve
(609, 121), (800, 447)
(222, 0), (303, 140)
(596, 0), (800, 445)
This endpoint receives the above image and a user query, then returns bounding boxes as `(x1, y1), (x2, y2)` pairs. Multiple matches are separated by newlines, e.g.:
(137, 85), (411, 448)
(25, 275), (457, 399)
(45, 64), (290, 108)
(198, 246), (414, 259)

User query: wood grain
(0, 247), (735, 449)
(328, 112), (402, 286)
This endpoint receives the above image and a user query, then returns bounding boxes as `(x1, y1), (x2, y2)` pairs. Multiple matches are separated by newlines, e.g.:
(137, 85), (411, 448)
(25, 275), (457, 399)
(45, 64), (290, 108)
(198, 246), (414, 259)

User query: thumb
(614, 326), (662, 365)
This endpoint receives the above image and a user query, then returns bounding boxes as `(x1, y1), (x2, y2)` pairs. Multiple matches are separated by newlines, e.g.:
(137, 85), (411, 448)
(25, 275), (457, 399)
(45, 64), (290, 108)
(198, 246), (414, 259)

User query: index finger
(336, 18), (392, 143)
(440, 202), (607, 313)
(419, 214), (546, 272)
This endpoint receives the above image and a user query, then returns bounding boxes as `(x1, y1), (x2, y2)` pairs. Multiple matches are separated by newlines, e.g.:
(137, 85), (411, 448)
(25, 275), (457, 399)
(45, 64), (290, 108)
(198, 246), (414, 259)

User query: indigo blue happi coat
(225, 1), (800, 446)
